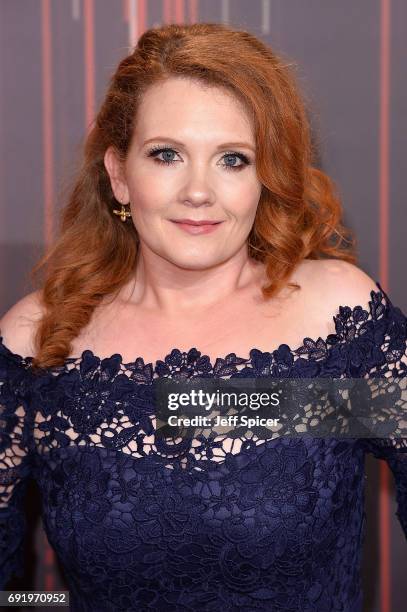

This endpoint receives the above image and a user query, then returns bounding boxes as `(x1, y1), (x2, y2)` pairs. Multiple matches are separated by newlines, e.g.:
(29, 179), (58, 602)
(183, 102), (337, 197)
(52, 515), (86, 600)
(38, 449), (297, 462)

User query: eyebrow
(142, 137), (255, 152)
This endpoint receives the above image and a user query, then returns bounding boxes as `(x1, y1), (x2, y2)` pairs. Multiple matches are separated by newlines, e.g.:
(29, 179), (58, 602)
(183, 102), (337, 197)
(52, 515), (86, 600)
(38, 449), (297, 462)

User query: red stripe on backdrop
(138, 0), (147, 39)
(188, 0), (198, 23)
(41, 0), (54, 247)
(83, 0), (95, 134)
(174, 0), (185, 23)
(163, 0), (172, 24)
(127, 1), (147, 51)
(123, 0), (129, 23)
(41, 0), (56, 586)
(379, 1), (391, 611)
(43, 530), (55, 590)
(380, 464), (391, 612)
(163, 1), (199, 26)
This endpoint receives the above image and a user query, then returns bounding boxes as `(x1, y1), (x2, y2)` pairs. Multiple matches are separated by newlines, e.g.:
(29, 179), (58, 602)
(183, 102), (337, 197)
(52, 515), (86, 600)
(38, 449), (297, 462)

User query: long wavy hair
(29, 22), (357, 372)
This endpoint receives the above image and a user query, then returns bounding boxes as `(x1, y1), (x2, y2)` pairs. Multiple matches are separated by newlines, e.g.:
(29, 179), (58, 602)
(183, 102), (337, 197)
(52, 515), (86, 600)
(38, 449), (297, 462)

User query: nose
(178, 166), (216, 208)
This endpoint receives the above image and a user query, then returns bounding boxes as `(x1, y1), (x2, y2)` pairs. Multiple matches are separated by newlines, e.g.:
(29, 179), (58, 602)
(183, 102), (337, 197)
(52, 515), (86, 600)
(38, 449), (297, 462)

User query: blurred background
(0, 1), (406, 611)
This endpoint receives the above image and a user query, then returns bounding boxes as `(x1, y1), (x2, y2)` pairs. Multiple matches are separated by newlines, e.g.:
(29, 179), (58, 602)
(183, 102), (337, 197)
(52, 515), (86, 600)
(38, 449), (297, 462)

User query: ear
(104, 146), (130, 203)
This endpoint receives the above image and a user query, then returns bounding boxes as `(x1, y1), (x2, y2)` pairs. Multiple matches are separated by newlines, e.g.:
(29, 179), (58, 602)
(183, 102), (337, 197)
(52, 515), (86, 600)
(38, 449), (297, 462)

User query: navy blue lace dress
(0, 281), (406, 612)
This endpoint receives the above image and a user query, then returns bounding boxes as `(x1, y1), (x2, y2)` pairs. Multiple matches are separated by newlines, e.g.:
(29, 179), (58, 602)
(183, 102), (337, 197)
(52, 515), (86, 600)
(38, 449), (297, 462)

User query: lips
(170, 220), (223, 234)
(171, 220), (222, 226)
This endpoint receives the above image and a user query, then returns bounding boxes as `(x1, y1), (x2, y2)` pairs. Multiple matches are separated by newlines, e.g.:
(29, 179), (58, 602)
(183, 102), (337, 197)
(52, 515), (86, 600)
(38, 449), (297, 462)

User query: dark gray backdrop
(1, 2), (406, 611)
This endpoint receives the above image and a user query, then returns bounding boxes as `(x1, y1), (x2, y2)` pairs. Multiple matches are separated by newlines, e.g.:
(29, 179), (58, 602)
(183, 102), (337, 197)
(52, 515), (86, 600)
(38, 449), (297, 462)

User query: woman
(0, 22), (406, 612)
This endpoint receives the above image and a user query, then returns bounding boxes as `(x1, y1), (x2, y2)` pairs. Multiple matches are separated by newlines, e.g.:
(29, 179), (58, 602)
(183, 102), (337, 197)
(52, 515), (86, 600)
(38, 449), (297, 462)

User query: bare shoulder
(301, 258), (379, 312)
(0, 290), (45, 357)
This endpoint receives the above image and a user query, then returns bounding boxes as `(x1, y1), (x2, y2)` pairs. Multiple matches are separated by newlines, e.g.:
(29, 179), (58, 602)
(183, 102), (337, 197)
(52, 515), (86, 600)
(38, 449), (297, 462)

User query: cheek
(227, 170), (261, 198)
(127, 167), (261, 214)
(127, 178), (167, 212)
(232, 183), (261, 218)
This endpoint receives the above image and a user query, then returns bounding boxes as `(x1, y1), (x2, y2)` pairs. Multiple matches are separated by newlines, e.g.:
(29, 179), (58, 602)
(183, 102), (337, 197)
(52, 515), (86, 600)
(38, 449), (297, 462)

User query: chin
(169, 256), (221, 269)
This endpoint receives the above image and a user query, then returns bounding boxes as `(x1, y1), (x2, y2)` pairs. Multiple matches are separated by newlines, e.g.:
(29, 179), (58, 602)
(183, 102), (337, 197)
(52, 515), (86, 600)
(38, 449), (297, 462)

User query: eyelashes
(146, 145), (252, 172)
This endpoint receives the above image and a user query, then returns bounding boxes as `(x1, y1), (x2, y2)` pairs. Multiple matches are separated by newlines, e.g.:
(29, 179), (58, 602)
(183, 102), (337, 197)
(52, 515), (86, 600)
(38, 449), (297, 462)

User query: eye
(146, 146), (180, 166)
(146, 146), (251, 171)
(222, 152), (251, 171)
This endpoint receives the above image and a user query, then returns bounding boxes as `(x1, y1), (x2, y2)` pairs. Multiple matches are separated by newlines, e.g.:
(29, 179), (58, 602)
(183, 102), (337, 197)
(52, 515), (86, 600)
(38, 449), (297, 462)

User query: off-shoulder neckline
(0, 281), (396, 373)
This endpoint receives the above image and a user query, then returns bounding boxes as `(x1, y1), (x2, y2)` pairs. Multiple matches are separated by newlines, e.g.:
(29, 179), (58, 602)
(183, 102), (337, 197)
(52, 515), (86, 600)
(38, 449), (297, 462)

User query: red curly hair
(28, 22), (357, 372)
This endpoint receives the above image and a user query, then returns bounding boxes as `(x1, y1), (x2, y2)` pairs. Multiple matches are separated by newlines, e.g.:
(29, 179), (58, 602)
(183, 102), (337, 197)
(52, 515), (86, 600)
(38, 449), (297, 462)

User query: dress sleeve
(0, 336), (35, 588)
(362, 284), (407, 539)
(364, 438), (407, 537)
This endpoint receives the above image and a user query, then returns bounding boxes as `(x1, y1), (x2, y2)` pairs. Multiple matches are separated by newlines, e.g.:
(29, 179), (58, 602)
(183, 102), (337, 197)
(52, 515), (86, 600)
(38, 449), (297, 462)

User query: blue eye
(222, 153), (250, 170)
(149, 148), (178, 165)
(146, 146), (251, 171)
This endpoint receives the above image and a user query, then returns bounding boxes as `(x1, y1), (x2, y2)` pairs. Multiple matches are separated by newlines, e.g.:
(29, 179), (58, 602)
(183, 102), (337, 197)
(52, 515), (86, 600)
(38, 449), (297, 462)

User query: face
(104, 77), (262, 270)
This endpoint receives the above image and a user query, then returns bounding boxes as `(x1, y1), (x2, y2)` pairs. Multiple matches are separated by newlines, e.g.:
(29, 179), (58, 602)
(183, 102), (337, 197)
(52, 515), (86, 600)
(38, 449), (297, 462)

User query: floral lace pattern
(0, 281), (406, 611)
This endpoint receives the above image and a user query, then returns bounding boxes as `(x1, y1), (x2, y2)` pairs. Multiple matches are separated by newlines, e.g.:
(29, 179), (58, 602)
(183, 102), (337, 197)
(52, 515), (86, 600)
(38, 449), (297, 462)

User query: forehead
(134, 77), (254, 143)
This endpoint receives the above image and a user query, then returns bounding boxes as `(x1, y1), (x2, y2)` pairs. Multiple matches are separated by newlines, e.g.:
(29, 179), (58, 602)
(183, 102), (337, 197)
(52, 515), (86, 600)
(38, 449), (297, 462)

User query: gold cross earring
(113, 199), (132, 222)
